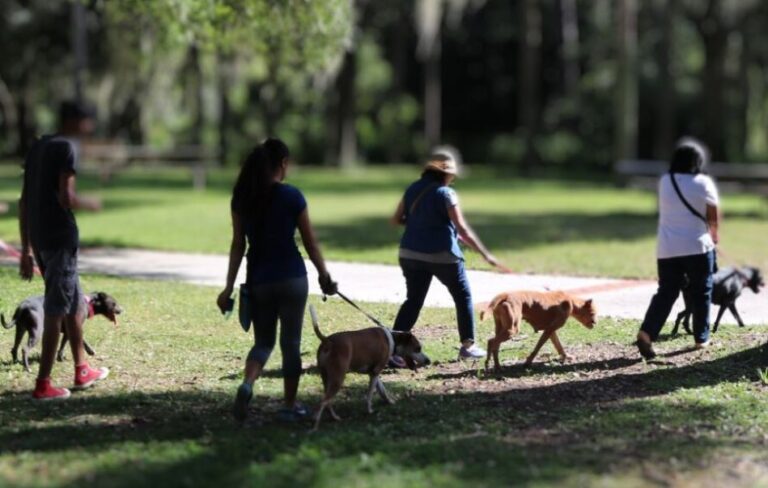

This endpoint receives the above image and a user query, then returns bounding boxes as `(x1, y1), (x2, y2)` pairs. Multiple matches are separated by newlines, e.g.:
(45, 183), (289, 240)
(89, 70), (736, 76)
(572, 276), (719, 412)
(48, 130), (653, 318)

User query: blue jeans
(640, 251), (715, 343)
(393, 258), (475, 343)
(247, 276), (308, 378)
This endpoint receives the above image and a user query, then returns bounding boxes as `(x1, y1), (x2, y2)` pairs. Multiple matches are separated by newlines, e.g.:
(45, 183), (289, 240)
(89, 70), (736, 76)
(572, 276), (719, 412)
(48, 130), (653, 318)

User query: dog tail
(309, 305), (326, 341)
(1, 313), (14, 329)
(479, 294), (504, 321)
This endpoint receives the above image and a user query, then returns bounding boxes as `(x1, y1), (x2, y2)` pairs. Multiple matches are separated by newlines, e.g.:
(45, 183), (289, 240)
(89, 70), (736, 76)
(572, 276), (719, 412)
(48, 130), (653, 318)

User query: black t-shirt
(23, 135), (79, 251)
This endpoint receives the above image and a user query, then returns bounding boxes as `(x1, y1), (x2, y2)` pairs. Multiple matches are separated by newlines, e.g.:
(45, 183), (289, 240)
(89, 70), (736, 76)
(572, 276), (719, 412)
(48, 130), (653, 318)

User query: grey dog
(2, 292), (122, 372)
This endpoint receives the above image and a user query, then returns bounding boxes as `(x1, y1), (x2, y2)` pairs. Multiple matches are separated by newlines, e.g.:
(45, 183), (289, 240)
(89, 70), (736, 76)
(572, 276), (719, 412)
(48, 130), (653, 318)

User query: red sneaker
(33, 378), (71, 401)
(73, 363), (110, 390)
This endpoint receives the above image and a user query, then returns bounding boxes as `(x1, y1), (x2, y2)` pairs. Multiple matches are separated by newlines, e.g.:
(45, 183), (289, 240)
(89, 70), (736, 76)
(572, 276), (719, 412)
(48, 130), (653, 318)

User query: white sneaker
(695, 340), (711, 350)
(459, 344), (487, 359)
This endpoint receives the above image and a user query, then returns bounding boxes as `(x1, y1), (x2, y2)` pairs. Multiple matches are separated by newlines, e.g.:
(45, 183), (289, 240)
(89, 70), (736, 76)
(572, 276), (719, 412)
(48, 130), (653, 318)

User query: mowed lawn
(0, 268), (767, 487)
(1, 164), (766, 278)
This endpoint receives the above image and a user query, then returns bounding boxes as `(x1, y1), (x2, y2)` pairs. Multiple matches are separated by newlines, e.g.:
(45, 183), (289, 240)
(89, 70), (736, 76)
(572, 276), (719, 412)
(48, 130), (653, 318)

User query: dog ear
(584, 299), (593, 308)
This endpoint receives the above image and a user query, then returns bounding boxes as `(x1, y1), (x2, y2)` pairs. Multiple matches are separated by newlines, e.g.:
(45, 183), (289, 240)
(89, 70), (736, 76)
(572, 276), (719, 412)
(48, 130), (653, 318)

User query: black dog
(672, 267), (764, 335)
(1, 292), (122, 372)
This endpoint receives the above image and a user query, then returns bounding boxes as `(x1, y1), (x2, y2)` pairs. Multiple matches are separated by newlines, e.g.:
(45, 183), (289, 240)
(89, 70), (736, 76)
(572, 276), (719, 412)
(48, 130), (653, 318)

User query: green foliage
(758, 368), (768, 386)
(106, 0), (352, 69)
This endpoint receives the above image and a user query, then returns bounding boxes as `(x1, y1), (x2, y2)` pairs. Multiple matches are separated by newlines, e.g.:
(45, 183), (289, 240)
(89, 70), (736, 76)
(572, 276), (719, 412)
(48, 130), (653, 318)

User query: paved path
(68, 249), (768, 325)
(2, 248), (765, 325)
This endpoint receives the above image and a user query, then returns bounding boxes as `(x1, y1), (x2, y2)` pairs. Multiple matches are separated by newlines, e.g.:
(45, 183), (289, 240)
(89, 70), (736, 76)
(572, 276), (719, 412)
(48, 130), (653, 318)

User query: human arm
(18, 185), (34, 281)
(706, 204), (720, 245)
(217, 211), (246, 312)
(447, 203), (503, 269)
(298, 207), (337, 295)
(390, 198), (406, 226)
(58, 172), (101, 211)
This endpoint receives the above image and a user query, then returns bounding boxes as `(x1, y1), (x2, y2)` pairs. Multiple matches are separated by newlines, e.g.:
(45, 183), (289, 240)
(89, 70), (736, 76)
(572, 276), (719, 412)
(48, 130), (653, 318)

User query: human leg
(245, 283), (279, 384)
(685, 251), (714, 344)
(639, 257), (685, 341)
(233, 282), (278, 421)
(393, 259), (433, 333)
(432, 260), (476, 344)
(276, 276), (309, 409)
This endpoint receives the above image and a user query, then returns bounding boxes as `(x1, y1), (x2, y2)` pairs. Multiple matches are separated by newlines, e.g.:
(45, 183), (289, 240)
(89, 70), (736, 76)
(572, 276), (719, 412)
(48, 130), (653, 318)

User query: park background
(1, 1), (768, 487)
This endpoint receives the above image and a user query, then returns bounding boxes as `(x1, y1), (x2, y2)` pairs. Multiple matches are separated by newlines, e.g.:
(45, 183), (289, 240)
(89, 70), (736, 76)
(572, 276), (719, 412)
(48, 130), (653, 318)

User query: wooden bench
(81, 144), (218, 190)
(614, 159), (768, 196)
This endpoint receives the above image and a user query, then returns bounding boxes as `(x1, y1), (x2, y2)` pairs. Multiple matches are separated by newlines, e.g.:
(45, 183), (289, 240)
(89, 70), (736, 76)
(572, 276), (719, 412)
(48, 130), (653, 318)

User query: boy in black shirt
(19, 101), (106, 400)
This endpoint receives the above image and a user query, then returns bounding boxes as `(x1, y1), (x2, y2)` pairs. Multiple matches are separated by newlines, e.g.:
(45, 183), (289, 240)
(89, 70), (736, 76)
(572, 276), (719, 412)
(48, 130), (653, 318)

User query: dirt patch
(406, 332), (767, 409)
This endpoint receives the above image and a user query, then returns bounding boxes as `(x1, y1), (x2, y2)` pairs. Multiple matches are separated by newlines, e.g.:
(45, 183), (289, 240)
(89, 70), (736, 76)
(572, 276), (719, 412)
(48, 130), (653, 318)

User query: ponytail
(232, 138), (290, 218)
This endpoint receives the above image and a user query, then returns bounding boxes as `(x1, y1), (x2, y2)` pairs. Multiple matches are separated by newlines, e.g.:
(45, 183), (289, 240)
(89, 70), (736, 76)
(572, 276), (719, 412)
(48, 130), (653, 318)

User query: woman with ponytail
(217, 138), (337, 422)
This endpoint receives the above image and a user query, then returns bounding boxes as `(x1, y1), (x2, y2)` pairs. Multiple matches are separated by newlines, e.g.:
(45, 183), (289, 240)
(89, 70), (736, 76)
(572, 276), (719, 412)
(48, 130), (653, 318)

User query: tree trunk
(336, 49), (358, 168)
(217, 51), (233, 167)
(559, 0), (580, 98)
(734, 31), (749, 161)
(386, 1), (410, 162)
(0, 75), (19, 154)
(15, 88), (36, 156)
(654, 0), (677, 159)
(70, 0), (88, 104)
(614, 0), (638, 162)
(416, 0), (442, 150)
(187, 44), (205, 146)
(518, 0), (542, 173)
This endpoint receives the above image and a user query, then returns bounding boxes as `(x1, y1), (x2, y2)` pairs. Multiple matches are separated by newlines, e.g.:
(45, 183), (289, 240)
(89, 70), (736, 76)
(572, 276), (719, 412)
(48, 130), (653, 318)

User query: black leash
(323, 290), (389, 329)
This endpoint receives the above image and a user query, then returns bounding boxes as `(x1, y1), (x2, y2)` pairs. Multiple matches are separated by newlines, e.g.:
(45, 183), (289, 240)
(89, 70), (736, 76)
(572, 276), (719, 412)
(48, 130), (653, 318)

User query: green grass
(1, 164), (766, 278)
(1, 267), (767, 487)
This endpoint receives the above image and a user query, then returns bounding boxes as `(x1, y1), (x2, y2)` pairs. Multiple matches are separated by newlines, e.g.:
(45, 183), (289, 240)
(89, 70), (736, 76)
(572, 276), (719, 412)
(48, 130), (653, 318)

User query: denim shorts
(38, 248), (83, 317)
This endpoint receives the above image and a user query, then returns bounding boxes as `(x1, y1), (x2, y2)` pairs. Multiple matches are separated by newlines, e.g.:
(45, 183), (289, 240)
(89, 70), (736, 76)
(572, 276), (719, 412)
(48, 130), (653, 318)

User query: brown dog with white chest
(309, 305), (429, 431)
(480, 290), (596, 371)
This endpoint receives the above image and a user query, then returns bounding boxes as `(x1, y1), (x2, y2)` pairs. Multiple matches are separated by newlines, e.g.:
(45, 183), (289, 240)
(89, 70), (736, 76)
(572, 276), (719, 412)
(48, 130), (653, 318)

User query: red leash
(0, 240), (42, 276)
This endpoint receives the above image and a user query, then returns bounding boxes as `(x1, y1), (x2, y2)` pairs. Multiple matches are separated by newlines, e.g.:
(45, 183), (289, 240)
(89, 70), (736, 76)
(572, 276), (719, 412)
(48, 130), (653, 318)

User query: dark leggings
(247, 276), (308, 378)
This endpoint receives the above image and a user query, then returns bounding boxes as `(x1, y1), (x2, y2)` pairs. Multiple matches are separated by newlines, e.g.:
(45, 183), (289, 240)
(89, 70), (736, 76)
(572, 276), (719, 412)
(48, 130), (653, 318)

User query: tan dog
(480, 291), (596, 371)
(309, 305), (429, 431)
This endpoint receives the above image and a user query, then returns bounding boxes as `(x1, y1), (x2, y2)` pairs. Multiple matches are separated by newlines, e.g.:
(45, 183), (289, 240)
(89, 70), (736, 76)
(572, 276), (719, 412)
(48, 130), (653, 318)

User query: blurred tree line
(1, 0), (768, 170)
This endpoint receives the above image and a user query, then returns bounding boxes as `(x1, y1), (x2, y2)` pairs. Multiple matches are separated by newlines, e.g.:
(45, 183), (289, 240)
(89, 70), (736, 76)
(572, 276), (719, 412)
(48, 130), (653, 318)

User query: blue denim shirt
(399, 176), (463, 260)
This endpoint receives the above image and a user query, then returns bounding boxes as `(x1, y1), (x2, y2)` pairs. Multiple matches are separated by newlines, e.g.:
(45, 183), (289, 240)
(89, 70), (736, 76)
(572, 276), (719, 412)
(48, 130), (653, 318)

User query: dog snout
(413, 352), (431, 367)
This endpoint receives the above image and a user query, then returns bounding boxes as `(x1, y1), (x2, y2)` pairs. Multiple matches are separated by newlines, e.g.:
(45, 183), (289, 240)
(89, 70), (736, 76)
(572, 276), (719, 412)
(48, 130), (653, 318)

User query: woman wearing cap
(636, 138), (720, 359)
(390, 150), (501, 363)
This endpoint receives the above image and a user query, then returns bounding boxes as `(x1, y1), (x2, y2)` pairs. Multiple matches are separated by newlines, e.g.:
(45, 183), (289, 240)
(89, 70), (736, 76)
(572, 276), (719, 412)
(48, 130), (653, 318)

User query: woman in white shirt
(636, 139), (720, 359)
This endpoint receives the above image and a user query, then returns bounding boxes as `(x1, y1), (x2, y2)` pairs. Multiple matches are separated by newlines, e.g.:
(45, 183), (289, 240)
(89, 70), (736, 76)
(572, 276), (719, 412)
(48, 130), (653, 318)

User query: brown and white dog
(309, 305), (429, 430)
(480, 291), (596, 371)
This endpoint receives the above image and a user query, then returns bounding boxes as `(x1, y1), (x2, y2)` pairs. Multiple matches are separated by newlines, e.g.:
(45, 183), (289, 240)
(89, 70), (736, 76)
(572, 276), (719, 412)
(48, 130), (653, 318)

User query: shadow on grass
(0, 341), (765, 487)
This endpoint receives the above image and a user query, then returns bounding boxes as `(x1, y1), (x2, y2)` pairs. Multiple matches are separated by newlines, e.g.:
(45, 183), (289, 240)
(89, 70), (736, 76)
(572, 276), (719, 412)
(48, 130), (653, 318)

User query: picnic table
(81, 143), (218, 189)
(614, 159), (768, 195)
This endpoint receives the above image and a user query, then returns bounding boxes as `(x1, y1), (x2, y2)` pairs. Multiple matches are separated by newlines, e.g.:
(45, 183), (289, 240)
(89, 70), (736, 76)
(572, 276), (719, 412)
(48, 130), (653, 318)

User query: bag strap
(669, 172), (708, 227)
(408, 183), (439, 215)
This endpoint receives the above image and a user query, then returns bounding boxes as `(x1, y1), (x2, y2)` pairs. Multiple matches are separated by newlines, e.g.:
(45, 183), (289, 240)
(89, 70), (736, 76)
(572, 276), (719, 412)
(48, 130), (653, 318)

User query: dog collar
(84, 296), (95, 319)
(381, 327), (395, 357)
